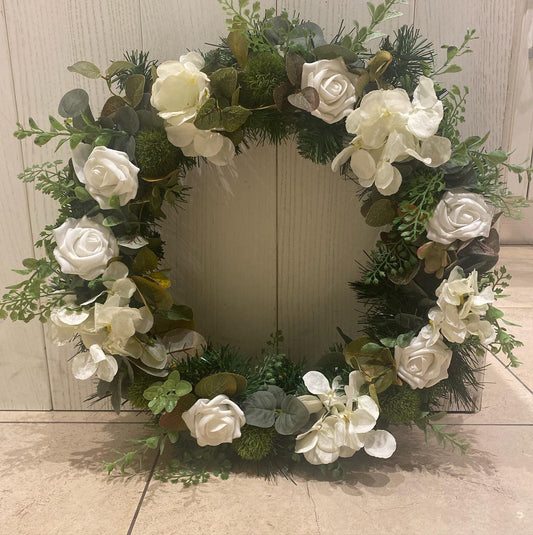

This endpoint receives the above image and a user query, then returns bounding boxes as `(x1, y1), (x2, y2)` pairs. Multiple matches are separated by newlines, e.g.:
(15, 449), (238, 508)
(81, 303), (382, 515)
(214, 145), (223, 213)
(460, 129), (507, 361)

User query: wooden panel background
(0, 0), (526, 409)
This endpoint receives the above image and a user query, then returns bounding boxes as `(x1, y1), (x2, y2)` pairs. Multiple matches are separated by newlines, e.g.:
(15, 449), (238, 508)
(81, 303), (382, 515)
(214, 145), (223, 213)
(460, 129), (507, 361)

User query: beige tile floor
(0, 246), (532, 535)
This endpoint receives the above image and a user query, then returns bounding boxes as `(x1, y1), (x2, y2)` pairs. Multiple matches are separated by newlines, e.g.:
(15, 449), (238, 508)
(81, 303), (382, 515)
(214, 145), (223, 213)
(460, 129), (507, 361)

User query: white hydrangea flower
(151, 52), (210, 127)
(332, 76), (451, 195)
(165, 122), (235, 166)
(428, 267), (496, 344)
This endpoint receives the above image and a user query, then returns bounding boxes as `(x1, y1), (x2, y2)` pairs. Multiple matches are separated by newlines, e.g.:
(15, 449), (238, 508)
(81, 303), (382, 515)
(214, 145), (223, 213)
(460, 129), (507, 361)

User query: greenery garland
(2, 0), (531, 483)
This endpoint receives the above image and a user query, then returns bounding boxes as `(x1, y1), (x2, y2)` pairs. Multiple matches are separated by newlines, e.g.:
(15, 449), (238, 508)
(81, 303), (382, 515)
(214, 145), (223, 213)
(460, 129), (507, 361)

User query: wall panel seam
(1, 0), (53, 409)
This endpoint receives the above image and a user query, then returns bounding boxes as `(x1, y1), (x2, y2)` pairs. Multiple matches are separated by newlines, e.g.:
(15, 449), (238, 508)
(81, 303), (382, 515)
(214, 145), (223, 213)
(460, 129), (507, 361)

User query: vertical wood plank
(4, 0), (143, 409)
(276, 0), (413, 363)
(413, 0), (517, 151)
(141, 0), (278, 356)
(0, 1), (51, 409)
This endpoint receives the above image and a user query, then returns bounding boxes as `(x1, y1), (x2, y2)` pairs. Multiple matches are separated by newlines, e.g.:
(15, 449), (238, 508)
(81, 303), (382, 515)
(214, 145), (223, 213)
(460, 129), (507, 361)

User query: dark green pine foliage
(422, 339), (486, 410)
(295, 114), (349, 165)
(380, 25), (435, 94)
(115, 50), (158, 92)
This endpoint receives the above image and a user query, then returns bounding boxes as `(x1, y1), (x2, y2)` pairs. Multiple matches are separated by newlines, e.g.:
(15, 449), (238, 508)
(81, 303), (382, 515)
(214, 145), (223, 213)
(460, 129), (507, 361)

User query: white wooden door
(0, 0), (527, 409)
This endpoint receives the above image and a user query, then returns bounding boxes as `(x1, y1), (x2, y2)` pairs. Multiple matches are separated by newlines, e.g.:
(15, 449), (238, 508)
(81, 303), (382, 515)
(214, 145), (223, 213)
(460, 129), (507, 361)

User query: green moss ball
(239, 52), (288, 108)
(135, 128), (182, 178)
(234, 425), (276, 461)
(379, 385), (421, 425)
(127, 377), (152, 410)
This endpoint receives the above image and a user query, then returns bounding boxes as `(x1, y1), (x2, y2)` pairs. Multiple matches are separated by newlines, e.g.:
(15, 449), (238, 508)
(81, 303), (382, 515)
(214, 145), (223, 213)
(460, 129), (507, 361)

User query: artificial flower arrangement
(1, 0), (530, 484)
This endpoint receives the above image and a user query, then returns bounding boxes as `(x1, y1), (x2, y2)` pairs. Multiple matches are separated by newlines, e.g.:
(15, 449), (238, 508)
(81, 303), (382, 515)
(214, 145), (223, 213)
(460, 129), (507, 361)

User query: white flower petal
(351, 148), (377, 182)
(363, 430), (397, 458)
(72, 352), (98, 380)
(303, 371), (332, 396)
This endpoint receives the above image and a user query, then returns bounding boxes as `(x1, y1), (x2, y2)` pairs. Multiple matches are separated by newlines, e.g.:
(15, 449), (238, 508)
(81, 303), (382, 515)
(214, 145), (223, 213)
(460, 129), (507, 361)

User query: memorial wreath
(1, 0), (530, 484)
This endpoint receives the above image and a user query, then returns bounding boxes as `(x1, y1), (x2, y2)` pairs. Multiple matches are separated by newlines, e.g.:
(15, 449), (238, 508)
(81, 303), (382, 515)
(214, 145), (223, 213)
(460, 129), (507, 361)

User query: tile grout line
(0, 420), (151, 424)
(489, 351), (533, 396)
(126, 450), (160, 535)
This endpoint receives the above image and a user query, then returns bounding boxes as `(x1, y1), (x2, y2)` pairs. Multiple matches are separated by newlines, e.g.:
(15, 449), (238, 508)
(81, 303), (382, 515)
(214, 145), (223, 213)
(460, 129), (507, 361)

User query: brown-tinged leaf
(285, 52), (305, 87)
(100, 95), (126, 117)
(159, 393), (197, 430)
(365, 198), (396, 227)
(227, 31), (249, 67)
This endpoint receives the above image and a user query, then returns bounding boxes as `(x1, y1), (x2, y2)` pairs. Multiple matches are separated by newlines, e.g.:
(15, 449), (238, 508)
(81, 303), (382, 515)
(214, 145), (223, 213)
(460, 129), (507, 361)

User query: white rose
(301, 57), (358, 124)
(395, 329), (452, 389)
(53, 216), (118, 280)
(74, 146), (139, 209)
(182, 394), (245, 447)
(165, 122), (235, 166)
(151, 52), (210, 127)
(426, 191), (493, 245)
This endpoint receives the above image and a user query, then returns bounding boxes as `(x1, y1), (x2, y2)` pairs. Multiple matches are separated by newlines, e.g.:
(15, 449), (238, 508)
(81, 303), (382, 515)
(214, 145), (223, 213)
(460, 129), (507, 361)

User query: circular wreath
(2, 0), (529, 483)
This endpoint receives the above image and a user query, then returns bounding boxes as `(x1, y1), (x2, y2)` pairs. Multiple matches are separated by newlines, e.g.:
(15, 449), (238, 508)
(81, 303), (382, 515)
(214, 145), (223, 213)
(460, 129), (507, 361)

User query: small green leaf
(227, 30), (249, 67)
(106, 60), (136, 78)
(102, 214), (125, 227)
(125, 74), (145, 108)
(313, 44), (358, 64)
(101, 95), (126, 117)
(67, 61), (101, 79)
(117, 235), (149, 250)
(442, 64), (462, 74)
(220, 105), (251, 132)
(194, 98), (222, 130)
(132, 247), (159, 273)
(365, 198), (396, 227)
(114, 105), (140, 134)
(74, 186), (92, 201)
(108, 195), (121, 209)
(209, 67), (238, 99)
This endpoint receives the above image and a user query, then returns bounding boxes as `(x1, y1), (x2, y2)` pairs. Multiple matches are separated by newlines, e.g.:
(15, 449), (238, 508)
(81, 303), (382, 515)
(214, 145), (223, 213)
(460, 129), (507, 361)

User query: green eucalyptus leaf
(117, 235), (149, 250)
(242, 391), (277, 428)
(285, 52), (305, 87)
(125, 74), (145, 108)
(221, 105), (251, 132)
(194, 372), (247, 399)
(132, 247), (159, 273)
(313, 44), (358, 64)
(210, 67), (238, 99)
(67, 61), (101, 79)
(101, 95), (126, 117)
(194, 98), (222, 130)
(114, 105), (140, 134)
(266, 385), (286, 406)
(275, 396), (309, 435)
(365, 198), (396, 227)
(58, 88), (90, 118)
(106, 60), (136, 78)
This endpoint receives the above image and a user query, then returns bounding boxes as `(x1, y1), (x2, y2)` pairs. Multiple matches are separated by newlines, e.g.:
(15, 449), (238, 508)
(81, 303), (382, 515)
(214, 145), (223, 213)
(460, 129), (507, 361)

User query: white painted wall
(0, 0), (526, 409)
